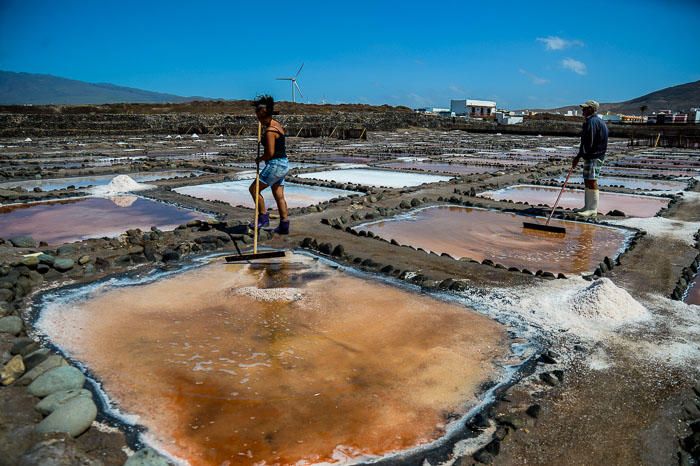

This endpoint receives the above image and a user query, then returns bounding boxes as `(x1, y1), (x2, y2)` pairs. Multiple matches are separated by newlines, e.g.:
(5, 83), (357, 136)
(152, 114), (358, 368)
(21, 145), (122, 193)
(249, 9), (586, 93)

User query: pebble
(18, 355), (67, 385)
(9, 236), (36, 248)
(35, 388), (93, 415)
(1, 354), (25, 385)
(125, 447), (170, 466)
(28, 365), (85, 397)
(53, 258), (75, 272)
(0, 315), (23, 335)
(35, 395), (97, 438)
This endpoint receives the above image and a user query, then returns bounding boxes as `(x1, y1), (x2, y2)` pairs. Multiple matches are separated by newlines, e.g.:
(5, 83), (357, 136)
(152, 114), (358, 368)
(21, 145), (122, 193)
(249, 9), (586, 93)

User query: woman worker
(249, 95), (290, 234)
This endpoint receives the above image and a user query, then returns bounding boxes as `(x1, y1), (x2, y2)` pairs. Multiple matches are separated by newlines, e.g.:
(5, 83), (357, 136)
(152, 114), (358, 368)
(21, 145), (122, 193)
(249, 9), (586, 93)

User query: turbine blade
(295, 63), (304, 77)
(294, 81), (304, 99)
(276, 77), (292, 80)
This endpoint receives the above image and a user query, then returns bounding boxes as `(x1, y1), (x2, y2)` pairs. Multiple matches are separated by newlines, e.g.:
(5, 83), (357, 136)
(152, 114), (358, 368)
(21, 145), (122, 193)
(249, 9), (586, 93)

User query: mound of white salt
(566, 278), (649, 322)
(234, 287), (303, 302)
(90, 175), (154, 195)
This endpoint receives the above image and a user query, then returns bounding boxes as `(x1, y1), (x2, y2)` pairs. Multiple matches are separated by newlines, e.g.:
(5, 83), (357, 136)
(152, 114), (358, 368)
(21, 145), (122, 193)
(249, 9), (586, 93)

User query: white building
(450, 99), (497, 118)
(690, 108), (700, 123)
(495, 112), (524, 125)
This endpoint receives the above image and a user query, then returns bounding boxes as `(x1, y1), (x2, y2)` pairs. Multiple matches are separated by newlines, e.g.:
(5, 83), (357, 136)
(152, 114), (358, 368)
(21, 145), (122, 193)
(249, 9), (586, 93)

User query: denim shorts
(582, 158), (604, 181)
(259, 158), (289, 187)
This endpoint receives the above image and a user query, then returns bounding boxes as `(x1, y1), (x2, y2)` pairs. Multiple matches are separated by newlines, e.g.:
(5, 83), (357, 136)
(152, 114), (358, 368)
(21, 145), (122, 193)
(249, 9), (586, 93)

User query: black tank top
(261, 126), (287, 159)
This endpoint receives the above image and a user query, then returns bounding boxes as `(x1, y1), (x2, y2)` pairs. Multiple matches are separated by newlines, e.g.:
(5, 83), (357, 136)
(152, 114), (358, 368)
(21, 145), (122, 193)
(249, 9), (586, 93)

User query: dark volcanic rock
(9, 236), (36, 248)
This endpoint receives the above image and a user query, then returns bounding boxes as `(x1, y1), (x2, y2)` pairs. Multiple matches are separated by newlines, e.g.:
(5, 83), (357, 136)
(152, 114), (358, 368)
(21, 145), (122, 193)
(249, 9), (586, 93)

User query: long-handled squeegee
(226, 122), (286, 262)
(522, 165), (574, 235)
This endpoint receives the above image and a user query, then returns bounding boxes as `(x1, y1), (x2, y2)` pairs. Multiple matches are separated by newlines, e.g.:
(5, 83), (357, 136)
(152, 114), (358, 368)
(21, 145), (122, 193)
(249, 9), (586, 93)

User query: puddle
(354, 206), (632, 274)
(377, 161), (502, 175)
(0, 171), (204, 192)
(0, 197), (208, 245)
(174, 181), (357, 209)
(554, 175), (687, 192)
(604, 166), (697, 178)
(35, 254), (507, 465)
(297, 168), (452, 188)
(684, 276), (700, 305)
(479, 184), (670, 217)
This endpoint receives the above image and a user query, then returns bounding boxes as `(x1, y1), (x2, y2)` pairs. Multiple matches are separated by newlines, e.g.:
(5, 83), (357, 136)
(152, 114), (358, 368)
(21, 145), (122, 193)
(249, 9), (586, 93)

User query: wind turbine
(276, 63), (304, 103)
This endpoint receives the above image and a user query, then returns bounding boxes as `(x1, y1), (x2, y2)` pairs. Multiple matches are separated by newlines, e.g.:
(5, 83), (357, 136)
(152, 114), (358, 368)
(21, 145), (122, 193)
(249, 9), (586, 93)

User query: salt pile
(90, 175), (154, 195)
(234, 287), (303, 302)
(566, 278), (649, 322)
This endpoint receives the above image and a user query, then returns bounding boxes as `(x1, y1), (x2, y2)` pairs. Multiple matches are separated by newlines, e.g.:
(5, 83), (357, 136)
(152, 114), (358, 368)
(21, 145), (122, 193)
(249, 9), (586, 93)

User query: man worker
(572, 100), (608, 217)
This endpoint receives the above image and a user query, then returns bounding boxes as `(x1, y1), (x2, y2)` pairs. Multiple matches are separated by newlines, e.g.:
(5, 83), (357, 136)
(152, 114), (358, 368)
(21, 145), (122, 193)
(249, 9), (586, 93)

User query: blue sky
(1, 0), (698, 108)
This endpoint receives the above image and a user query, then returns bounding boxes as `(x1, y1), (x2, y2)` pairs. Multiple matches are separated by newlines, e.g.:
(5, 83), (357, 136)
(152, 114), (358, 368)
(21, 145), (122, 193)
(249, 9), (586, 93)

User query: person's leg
(271, 182), (290, 234)
(248, 179), (270, 227)
(248, 179), (269, 215)
(271, 183), (288, 220)
(578, 160), (601, 217)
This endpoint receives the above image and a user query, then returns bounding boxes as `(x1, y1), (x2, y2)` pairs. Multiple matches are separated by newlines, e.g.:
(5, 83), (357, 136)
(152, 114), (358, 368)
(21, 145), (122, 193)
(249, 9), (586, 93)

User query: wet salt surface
(297, 168), (452, 188)
(376, 161), (503, 175)
(479, 184), (670, 218)
(355, 206), (632, 274)
(554, 175), (688, 192)
(35, 254), (506, 465)
(225, 162), (322, 170)
(174, 181), (357, 209)
(0, 171), (204, 191)
(0, 197), (208, 245)
(604, 166), (696, 178)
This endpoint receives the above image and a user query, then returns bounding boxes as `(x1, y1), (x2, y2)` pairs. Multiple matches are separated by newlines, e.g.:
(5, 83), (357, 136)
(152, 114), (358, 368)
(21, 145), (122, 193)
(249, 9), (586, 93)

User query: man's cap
(579, 100), (599, 111)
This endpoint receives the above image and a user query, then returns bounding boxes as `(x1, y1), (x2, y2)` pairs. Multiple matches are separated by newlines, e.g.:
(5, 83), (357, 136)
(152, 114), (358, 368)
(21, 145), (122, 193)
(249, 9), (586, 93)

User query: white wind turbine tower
(276, 63), (304, 103)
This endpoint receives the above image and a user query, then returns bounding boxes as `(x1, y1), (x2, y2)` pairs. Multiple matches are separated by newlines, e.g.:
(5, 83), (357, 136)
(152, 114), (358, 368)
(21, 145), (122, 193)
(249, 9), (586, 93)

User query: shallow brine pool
(479, 184), (670, 218)
(354, 206), (632, 274)
(174, 181), (357, 209)
(35, 253), (507, 465)
(553, 175), (688, 192)
(377, 161), (502, 175)
(0, 171), (204, 192)
(297, 168), (452, 188)
(0, 197), (207, 245)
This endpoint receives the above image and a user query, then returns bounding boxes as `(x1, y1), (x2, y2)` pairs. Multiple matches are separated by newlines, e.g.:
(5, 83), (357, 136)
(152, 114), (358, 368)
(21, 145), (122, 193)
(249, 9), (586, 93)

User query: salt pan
(233, 287), (303, 302)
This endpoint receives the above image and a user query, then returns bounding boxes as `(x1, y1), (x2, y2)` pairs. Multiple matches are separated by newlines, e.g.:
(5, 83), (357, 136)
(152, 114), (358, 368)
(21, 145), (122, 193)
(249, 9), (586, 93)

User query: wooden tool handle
(545, 165), (574, 225)
(253, 122), (262, 254)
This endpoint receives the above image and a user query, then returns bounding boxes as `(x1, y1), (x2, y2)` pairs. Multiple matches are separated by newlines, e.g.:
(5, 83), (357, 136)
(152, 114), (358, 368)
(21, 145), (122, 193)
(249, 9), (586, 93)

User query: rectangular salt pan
(377, 161), (502, 175)
(354, 206), (632, 274)
(478, 184), (670, 218)
(0, 171), (204, 192)
(297, 168), (452, 188)
(35, 253), (505, 465)
(0, 196), (208, 245)
(553, 175), (687, 192)
(174, 180), (357, 209)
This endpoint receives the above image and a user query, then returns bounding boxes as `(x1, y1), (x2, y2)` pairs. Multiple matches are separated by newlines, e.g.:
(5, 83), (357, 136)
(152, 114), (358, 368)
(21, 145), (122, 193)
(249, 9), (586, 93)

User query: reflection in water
(298, 168), (452, 188)
(37, 255), (506, 465)
(355, 206), (631, 274)
(0, 197), (207, 245)
(479, 185), (670, 218)
(174, 181), (357, 209)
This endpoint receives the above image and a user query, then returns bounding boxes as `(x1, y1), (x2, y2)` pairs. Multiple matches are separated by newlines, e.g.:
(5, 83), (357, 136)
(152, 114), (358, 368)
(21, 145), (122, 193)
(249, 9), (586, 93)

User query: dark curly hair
(252, 95), (276, 115)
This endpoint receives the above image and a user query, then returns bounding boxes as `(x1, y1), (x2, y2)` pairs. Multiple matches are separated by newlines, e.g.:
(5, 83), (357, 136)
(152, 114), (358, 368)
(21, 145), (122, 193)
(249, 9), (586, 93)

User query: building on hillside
(450, 99), (497, 118)
(688, 108), (700, 123)
(415, 107), (453, 116)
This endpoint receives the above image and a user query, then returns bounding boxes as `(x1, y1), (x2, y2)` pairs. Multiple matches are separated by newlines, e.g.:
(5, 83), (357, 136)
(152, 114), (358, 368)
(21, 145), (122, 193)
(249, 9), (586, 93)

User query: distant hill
(0, 71), (212, 105)
(547, 80), (700, 115)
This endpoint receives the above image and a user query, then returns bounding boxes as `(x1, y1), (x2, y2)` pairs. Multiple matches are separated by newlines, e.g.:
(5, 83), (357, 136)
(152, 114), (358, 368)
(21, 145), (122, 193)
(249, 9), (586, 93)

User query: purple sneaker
(273, 220), (290, 235)
(249, 212), (270, 229)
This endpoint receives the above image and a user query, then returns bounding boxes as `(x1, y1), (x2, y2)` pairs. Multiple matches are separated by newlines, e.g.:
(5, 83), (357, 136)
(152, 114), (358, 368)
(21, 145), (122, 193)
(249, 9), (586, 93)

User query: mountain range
(1, 70), (699, 113)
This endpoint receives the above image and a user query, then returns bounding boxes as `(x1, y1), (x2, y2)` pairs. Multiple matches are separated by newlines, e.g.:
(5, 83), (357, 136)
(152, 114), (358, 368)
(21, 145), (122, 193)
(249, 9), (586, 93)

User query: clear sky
(1, 0), (698, 109)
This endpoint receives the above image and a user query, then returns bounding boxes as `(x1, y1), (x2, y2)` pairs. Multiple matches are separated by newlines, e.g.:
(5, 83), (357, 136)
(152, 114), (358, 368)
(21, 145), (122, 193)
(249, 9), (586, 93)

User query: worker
(571, 100), (608, 217)
(249, 95), (290, 234)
